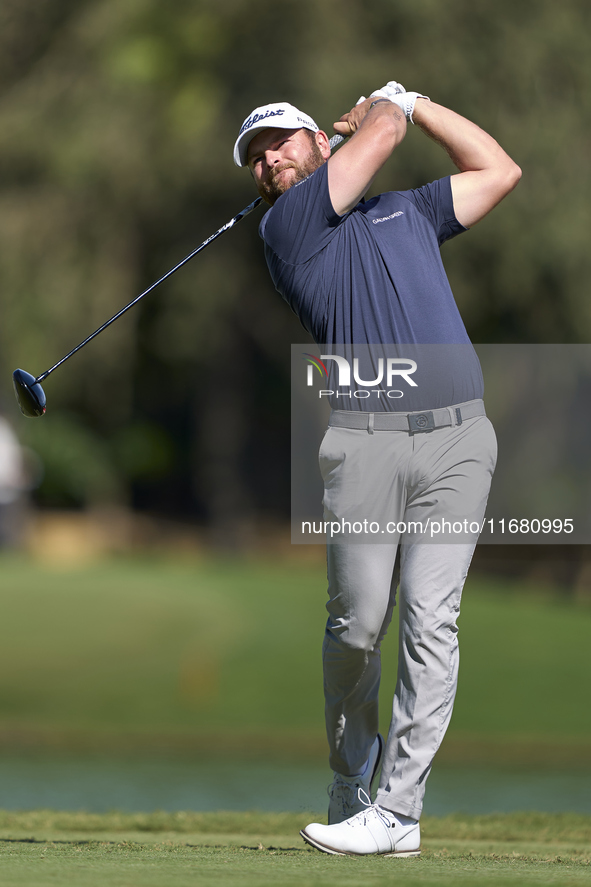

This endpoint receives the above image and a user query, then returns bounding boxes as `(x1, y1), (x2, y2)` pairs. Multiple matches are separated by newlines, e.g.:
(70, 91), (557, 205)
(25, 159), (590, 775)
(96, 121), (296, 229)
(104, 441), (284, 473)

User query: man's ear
(315, 130), (332, 161)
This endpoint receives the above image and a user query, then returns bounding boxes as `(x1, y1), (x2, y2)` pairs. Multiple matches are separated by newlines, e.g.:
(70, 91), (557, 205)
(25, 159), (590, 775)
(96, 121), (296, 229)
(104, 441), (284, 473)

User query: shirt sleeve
(259, 163), (344, 264)
(400, 177), (467, 246)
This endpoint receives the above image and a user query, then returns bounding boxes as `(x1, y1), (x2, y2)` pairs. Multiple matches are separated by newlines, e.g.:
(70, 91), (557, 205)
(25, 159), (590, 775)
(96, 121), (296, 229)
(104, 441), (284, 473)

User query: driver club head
(12, 368), (47, 418)
(9, 197), (264, 421)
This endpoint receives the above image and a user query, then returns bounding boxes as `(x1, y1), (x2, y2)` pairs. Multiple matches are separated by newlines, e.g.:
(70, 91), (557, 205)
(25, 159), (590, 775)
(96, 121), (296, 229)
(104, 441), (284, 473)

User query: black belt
(328, 399), (486, 434)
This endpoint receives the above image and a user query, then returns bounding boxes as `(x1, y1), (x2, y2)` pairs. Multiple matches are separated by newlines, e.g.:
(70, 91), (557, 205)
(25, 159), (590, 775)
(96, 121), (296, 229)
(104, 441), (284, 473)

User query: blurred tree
(0, 0), (589, 540)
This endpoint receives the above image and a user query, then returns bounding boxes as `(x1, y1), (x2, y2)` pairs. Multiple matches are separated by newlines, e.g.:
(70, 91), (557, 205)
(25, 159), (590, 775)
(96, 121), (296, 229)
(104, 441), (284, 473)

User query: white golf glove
(370, 80), (430, 124)
(371, 80), (406, 99)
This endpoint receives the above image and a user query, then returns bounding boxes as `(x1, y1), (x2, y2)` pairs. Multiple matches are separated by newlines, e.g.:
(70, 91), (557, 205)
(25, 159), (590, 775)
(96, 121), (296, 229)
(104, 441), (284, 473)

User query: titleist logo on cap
(233, 102), (319, 167)
(239, 109), (286, 136)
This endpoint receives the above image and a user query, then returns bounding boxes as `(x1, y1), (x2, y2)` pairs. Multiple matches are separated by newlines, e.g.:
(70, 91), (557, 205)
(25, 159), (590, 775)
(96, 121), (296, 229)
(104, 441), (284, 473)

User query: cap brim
(235, 122), (306, 168)
(234, 123), (279, 167)
(234, 120), (318, 167)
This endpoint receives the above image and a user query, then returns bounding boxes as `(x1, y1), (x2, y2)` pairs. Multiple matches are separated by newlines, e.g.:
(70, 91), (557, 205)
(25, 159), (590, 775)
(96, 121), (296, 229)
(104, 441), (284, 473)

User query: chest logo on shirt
(372, 211), (404, 224)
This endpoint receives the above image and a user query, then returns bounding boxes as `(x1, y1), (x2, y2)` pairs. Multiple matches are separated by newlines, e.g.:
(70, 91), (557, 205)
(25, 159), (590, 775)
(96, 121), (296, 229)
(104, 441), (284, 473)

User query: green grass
(0, 811), (589, 887)
(453, 584), (591, 738)
(0, 553), (326, 742)
(0, 552), (589, 760)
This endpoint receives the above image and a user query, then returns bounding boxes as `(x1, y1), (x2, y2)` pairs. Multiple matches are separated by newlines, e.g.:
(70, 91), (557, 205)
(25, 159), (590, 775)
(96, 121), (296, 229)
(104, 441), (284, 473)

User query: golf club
(328, 134), (345, 150)
(12, 196), (263, 417)
(12, 115), (357, 419)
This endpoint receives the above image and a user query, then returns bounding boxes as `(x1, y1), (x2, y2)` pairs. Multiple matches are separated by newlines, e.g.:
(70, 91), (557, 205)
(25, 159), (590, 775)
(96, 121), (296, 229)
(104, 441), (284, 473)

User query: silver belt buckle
(408, 410), (435, 433)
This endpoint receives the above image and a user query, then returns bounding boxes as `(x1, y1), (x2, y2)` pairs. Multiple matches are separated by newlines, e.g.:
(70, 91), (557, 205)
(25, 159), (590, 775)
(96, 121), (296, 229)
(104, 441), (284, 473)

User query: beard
(257, 137), (325, 205)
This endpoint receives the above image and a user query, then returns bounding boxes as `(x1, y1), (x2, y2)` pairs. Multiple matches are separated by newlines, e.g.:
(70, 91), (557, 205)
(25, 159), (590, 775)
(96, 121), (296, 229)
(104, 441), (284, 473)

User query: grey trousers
(319, 413), (497, 820)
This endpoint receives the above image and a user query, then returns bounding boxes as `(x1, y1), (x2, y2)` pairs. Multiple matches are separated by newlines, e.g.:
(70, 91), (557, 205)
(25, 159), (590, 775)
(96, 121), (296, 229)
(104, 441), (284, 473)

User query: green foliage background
(0, 0), (589, 527)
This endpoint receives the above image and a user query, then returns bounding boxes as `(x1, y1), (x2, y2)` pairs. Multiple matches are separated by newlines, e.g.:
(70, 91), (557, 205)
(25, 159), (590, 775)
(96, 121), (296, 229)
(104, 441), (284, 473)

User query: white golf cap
(233, 102), (319, 167)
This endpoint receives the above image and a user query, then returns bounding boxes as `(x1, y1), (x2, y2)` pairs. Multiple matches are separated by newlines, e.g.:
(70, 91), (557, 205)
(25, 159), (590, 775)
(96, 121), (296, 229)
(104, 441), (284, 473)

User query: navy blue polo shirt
(260, 162), (483, 409)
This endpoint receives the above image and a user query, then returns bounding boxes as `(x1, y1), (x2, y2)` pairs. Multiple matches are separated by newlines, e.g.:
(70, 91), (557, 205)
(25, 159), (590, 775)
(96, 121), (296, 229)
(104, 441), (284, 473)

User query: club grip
(329, 95), (366, 151)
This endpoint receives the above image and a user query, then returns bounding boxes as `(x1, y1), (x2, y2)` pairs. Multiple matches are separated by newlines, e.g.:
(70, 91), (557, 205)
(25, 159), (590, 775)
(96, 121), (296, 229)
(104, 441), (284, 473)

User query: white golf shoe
(327, 734), (384, 824)
(301, 794), (421, 857)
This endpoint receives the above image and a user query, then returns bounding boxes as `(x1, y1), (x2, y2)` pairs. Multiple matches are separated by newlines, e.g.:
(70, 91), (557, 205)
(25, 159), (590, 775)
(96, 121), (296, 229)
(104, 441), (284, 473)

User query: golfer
(234, 82), (520, 857)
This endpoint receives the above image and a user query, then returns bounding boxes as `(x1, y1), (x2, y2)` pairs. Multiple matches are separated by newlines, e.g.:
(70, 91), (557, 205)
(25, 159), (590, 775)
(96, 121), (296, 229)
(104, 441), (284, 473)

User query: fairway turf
(0, 811), (589, 887)
(0, 554), (590, 884)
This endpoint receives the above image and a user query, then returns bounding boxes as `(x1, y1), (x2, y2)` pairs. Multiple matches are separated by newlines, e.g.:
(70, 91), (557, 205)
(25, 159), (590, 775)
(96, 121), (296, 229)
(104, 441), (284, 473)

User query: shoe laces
(345, 789), (394, 829)
(327, 774), (363, 819)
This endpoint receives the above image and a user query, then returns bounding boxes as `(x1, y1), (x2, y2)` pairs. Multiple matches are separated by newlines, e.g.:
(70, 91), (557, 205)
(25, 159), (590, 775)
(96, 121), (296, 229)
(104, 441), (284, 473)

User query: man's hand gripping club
(331, 80), (430, 143)
(327, 82), (416, 216)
